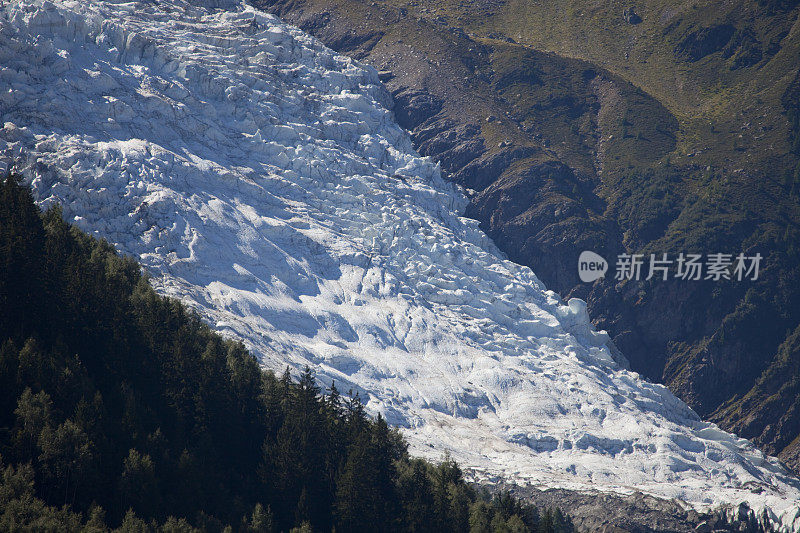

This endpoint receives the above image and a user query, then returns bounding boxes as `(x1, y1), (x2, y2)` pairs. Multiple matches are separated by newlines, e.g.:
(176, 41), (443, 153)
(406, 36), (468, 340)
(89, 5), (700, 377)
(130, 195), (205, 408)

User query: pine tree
(327, 381), (342, 416)
(84, 504), (108, 533)
(345, 390), (367, 436)
(0, 175), (46, 342)
(397, 459), (436, 533)
(538, 509), (553, 533)
(0, 340), (19, 429)
(13, 388), (53, 456)
(120, 449), (159, 518)
(116, 509), (149, 533)
(468, 500), (492, 533)
(37, 419), (94, 506)
(505, 514), (527, 533)
(246, 503), (274, 533)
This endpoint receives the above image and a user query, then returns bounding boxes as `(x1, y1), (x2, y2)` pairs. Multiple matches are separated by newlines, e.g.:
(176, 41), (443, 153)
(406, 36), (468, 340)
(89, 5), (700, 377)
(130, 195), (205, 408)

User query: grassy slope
(413, 0), (800, 174)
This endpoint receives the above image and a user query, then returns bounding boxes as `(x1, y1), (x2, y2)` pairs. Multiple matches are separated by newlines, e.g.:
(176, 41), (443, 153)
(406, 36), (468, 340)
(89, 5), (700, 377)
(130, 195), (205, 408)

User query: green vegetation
(435, 0), (799, 173)
(483, 41), (678, 176)
(0, 173), (573, 531)
(602, 167), (686, 249)
(783, 71), (800, 157)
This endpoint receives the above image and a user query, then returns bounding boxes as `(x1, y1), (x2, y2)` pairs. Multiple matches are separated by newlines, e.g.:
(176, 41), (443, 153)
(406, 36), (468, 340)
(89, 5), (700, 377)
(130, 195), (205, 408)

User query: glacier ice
(2, 0), (800, 528)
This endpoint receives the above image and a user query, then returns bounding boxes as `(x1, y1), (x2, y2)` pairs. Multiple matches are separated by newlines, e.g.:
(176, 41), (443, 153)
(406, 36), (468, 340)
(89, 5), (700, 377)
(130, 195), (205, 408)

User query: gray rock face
(493, 484), (770, 533)
(393, 88), (445, 130)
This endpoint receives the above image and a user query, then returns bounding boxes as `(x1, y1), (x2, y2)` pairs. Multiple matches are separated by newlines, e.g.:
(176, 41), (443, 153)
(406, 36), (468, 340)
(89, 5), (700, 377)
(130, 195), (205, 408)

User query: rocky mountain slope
(254, 0), (800, 474)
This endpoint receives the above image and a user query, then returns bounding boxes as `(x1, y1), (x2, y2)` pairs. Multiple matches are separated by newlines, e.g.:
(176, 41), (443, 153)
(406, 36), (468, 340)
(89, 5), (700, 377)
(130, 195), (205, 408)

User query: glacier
(1, 0), (800, 527)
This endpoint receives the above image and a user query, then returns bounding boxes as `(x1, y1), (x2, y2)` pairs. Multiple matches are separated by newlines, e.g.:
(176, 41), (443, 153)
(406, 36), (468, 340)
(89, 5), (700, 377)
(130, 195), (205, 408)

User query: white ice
(1, 0), (799, 528)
